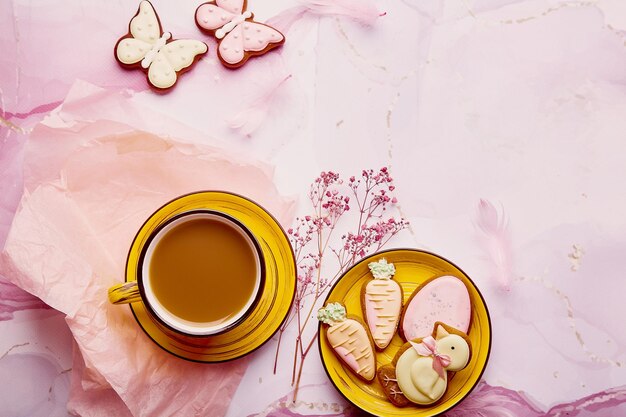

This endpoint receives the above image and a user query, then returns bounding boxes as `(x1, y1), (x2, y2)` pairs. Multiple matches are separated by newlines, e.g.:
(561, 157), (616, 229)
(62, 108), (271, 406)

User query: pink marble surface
(1, 0), (626, 416)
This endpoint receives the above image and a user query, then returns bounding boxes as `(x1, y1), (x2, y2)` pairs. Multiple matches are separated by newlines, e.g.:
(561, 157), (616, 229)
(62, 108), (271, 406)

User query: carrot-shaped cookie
(318, 302), (376, 381)
(363, 258), (403, 350)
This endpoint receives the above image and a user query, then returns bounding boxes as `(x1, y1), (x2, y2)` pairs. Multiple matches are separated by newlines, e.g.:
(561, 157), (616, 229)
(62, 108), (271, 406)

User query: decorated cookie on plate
(318, 302), (376, 382)
(377, 323), (471, 407)
(115, 1), (208, 91)
(195, 0), (285, 69)
(400, 275), (471, 341)
(362, 258), (403, 350)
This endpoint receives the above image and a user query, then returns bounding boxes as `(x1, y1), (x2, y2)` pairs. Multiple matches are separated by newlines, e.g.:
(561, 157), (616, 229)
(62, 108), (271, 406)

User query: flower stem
(292, 329), (319, 403)
(273, 328), (284, 374)
(291, 336), (299, 385)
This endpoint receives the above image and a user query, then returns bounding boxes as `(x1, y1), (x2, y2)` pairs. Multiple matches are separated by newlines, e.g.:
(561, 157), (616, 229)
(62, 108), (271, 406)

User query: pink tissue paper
(0, 81), (295, 417)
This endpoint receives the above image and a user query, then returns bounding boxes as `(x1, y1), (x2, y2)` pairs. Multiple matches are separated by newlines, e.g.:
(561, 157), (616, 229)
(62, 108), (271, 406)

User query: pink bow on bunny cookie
(410, 336), (451, 379)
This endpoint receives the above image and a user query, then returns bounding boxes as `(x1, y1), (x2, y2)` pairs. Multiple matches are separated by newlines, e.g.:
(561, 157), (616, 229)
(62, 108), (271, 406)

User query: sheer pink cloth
(0, 82), (294, 417)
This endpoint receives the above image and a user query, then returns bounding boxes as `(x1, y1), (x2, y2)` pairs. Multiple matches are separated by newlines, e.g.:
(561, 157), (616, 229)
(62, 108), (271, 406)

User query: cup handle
(108, 282), (142, 304)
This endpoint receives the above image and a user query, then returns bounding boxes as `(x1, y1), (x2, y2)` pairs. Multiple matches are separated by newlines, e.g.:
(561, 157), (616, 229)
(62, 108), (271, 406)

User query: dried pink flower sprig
(338, 218), (408, 260)
(274, 168), (409, 401)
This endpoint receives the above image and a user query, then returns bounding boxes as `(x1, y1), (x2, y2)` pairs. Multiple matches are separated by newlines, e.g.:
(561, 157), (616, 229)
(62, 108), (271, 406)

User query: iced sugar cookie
(400, 275), (471, 341)
(378, 323), (471, 406)
(318, 302), (376, 381)
(115, 1), (208, 91)
(362, 258), (403, 350)
(195, 0), (284, 69)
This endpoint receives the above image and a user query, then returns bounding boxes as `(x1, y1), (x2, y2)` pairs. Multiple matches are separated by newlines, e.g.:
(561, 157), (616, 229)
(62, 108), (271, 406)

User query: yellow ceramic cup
(108, 209), (265, 338)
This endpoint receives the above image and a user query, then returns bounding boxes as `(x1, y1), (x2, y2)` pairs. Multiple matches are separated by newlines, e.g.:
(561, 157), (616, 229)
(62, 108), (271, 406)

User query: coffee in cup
(108, 210), (264, 337)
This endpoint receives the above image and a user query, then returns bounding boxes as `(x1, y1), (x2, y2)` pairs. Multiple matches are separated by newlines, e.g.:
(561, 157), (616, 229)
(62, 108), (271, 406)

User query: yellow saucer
(127, 191), (296, 362)
(318, 249), (491, 416)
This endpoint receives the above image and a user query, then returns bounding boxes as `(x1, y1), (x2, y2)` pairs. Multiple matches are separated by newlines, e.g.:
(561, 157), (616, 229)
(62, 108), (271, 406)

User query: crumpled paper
(0, 81), (295, 417)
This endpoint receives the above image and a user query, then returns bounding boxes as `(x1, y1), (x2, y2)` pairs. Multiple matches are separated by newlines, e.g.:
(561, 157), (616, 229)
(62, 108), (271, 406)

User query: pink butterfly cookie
(195, 0), (285, 69)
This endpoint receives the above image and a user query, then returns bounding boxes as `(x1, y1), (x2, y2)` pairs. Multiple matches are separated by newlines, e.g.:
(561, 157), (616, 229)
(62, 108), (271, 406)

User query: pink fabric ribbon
(410, 336), (451, 379)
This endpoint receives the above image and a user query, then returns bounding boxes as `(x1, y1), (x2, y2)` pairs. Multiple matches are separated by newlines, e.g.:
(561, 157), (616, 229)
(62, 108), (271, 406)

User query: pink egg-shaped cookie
(400, 275), (471, 341)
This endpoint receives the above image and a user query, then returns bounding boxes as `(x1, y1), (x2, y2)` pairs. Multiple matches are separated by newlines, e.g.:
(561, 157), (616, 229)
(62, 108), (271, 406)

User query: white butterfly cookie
(115, 1), (208, 91)
(195, 0), (284, 68)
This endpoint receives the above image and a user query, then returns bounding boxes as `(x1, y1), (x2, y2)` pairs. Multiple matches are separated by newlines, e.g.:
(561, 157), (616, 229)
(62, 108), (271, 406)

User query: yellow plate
(318, 249), (491, 416)
(127, 191), (296, 362)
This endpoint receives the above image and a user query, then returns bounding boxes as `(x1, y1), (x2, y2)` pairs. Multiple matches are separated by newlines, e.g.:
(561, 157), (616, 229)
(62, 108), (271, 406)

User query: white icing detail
(215, 11), (252, 39)
(141, 32), (171, 69)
